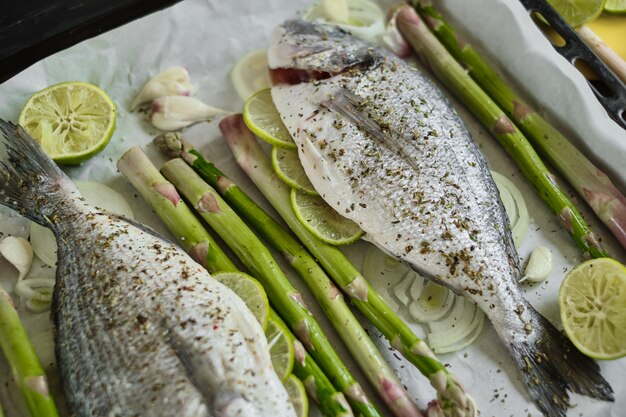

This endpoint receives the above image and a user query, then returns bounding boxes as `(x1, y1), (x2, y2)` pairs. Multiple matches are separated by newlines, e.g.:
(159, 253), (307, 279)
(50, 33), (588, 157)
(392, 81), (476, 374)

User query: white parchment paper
(0, 1), (625, 416)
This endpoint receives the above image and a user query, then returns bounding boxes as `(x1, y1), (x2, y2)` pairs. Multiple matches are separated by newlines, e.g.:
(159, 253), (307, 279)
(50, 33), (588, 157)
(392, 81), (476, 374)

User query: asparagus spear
(0, 288), (59, 417)
(413, 1), (626, 252)
(118, 148), (380, 416)
(118, 147), (353, 417)
(155, 161), (381, 417)
(161, 156), (423, 417)
(578, 25), (626, 85)
(271, 310), (353, 417)
(117, 147), (237, 273)
(213, 116), (475, 417)
(395, 5), (608, 259)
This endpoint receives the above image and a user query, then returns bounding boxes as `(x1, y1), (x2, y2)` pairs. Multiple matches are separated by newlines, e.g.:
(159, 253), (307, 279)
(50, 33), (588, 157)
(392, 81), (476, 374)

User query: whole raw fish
(267, 20), (613, 417)
(0, 120), (295, 417)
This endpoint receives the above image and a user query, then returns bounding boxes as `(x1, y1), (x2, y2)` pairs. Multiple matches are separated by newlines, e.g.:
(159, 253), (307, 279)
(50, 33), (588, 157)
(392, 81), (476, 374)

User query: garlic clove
(381, 5), (412, 58)
(0, 236), (34, 281)
(520, 246), (553, 283)
(150, 96), (229, 131)
(131, 66), (193, 110)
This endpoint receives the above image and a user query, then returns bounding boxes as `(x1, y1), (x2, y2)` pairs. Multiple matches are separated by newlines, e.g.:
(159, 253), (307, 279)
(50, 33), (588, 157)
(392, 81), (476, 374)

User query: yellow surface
(587, 14), (626, 60)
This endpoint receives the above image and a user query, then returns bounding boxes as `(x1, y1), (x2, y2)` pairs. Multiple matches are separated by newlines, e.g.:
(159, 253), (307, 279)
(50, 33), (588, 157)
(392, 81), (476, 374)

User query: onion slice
(304, 0), (385, 42)
(408, 282), (454, 323)
(0, 236), (33, 281)
(491, 171), (529, 248)
(393, 272), (413, 306)
(361, 245), (407, 312)
(429, 310), (485, 354)
(231, 49), (271, 102)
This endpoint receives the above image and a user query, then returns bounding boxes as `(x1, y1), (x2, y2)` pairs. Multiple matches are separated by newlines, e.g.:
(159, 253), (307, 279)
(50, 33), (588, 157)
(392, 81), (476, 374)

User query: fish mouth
(269, 58), (378, 85)
(269, 67), (333, 85)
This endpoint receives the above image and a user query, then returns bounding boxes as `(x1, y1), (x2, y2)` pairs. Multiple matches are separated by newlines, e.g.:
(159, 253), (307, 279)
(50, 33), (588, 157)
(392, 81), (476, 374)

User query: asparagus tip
(153, 132), (185, 158)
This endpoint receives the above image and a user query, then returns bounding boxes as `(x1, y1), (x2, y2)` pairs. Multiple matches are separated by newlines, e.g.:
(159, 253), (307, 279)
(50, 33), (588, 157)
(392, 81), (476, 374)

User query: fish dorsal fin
(320, 88), (421, 172)
(110, 213), (174, 243)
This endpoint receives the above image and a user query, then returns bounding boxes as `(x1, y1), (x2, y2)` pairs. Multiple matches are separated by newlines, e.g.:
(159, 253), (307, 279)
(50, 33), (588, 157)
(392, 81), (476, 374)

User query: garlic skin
(0, 236), (34, 280)
(520, 246), (553, 283)
(150, 96), (228, 131)
(131, 66), (192, 110)
(381, 6), (412, 58)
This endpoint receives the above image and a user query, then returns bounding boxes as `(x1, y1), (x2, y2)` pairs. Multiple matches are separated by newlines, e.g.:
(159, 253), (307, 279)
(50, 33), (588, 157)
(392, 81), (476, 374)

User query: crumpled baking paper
(0, 0), (624, 416)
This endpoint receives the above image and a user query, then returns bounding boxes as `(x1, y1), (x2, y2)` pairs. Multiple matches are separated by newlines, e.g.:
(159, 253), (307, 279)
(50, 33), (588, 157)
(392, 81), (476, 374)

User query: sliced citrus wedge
(559, 258), (626, 360)
(18, 82), (116, 164)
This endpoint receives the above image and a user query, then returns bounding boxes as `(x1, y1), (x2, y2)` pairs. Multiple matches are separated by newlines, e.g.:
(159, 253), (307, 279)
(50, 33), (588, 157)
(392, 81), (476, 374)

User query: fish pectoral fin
(111, 214), (174, 244)
(320, 88), (420, 171)
(169, 330), (258, 417)
(164, 323), (222, 405)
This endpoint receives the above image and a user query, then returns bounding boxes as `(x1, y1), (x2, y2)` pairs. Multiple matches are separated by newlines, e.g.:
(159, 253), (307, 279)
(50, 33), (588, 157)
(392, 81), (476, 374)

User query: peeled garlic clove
(520, 246), (552, 283)
(131, 66), (192, 110)
(0, 236), (34, 280)
(150, 96), (228, 131)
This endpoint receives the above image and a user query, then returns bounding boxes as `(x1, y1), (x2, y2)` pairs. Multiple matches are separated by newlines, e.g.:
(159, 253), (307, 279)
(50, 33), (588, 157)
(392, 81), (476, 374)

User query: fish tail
(507, 307), (613, 417)
(0, 119), (78, 226)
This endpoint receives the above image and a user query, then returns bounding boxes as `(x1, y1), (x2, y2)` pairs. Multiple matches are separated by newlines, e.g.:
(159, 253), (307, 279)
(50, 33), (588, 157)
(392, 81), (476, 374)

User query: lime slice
(265, 317), (294, 381)
(604, 0), (626, 13)
(213, 272), (270, 330)
(291, 189), (364, 245)
(243, 88), (296, 149)
(18, 82), (116, 165)
(271, 147), (319, 196)
(548, 0), (606, 27)
(283, 374), (309, 417)
(231, 49), (271, 102)
(559, 258), (626, 360)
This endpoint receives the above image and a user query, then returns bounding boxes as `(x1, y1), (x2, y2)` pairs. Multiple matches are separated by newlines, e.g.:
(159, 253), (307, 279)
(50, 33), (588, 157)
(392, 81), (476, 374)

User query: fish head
(268, 19), (380, 84)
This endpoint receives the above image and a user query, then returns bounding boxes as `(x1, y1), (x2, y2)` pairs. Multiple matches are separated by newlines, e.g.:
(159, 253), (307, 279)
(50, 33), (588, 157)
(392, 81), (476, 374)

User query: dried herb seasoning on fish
(0, 120), (296, 417)
(266, 18), (613, 417)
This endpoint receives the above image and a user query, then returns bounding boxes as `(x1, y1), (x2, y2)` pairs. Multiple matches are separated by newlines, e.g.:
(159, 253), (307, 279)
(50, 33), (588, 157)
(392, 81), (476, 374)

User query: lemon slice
(559, 258), (626, 360)
(604, 0), (626, 13)
(243, 88), (296, 149)
(271, 147), (319, 195)
(213, 272), (270, 331)
(265, 317), (294, 381)
(18, 82), (116, 165)
(548, 0), (606, 27)
(290, 189), (364, 245)
(283, 374), (309, 417)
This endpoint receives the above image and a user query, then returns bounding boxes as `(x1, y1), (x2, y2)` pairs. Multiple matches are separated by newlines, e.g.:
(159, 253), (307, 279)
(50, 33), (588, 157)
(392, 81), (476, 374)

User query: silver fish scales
(0, 120), (295, 417)
(268, 20), (612, 417)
